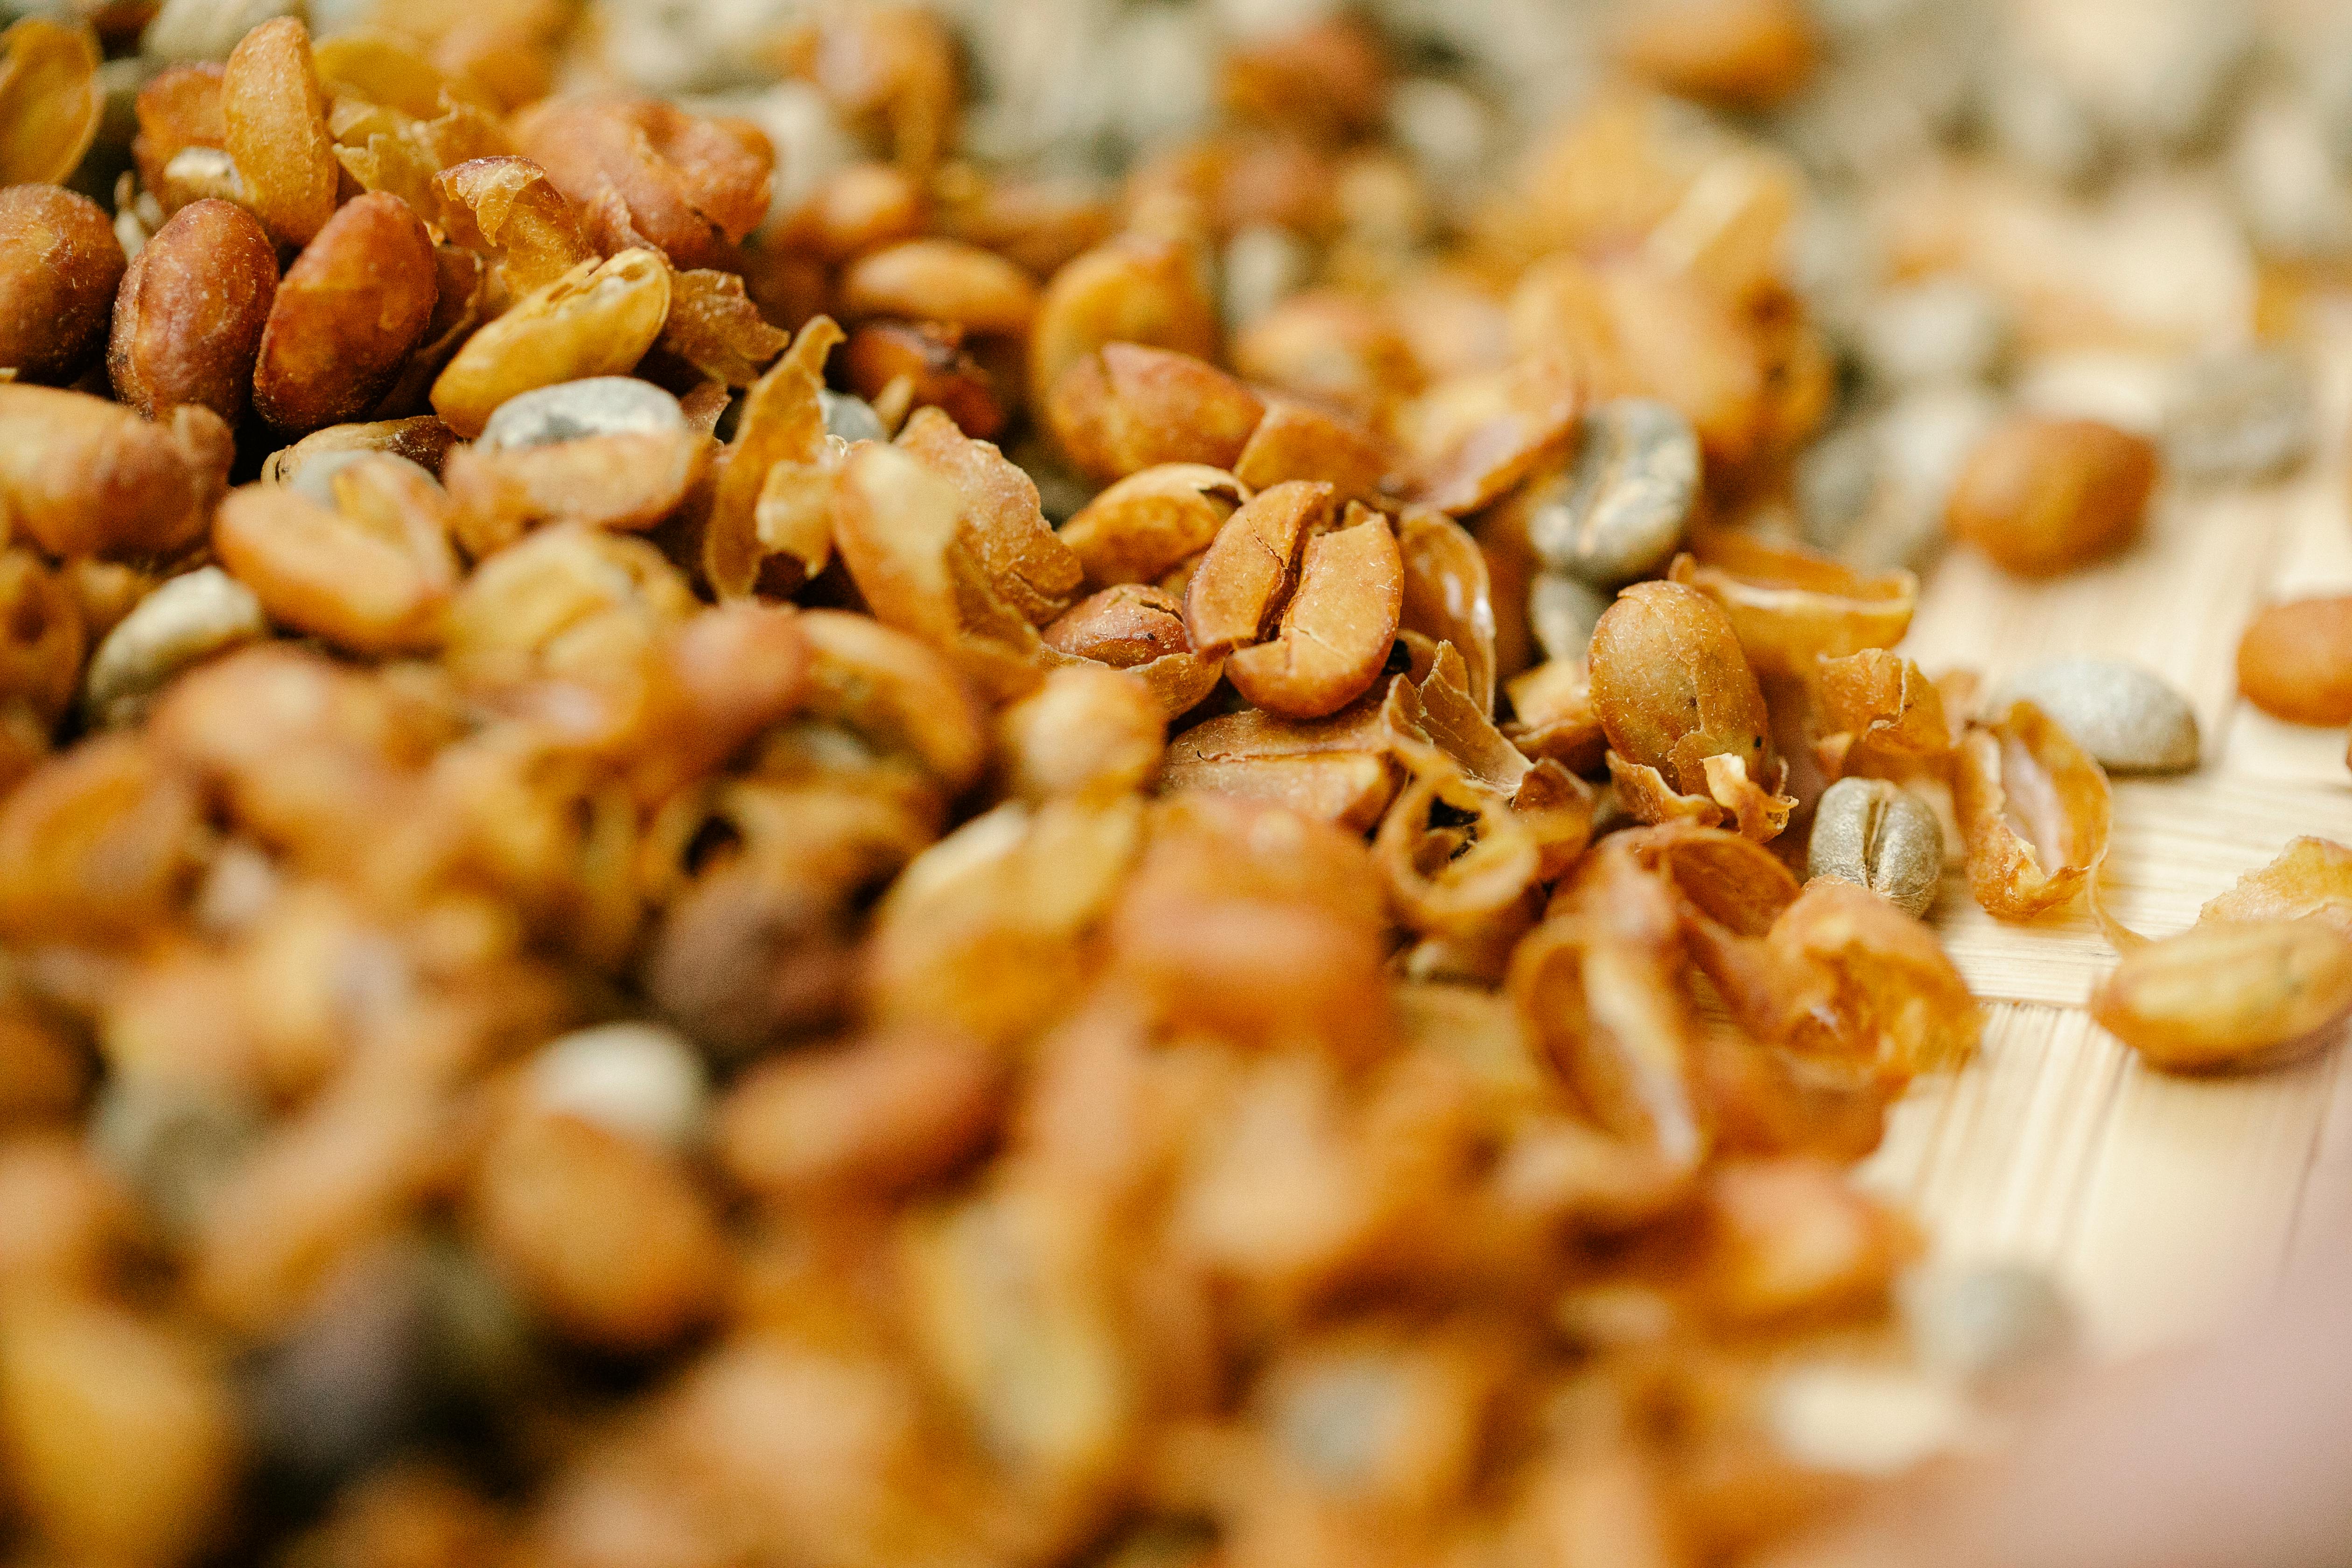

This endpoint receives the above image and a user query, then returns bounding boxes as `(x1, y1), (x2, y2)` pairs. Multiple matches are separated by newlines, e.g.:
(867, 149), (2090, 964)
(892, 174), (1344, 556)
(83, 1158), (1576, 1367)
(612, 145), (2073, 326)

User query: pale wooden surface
(1856, 306), (2352, 1358)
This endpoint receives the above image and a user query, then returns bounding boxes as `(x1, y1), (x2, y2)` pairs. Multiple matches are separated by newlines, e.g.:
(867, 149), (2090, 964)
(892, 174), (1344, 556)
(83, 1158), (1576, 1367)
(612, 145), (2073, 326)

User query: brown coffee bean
(0, 185), (123, 385)
(2239, 596), (2352, 725)
(1183, 479), (1335, 658)
(109, 198), (278, 423)
(252, 192), (438, 434)
(1226, 506), (1404, 720)
(1589, 579), (1774, 798)
(1947, 415), (2158, 578)
(1049, 342), (1268, 484)
(839, 238), (1041, 337)
(428, 249), (672, 439)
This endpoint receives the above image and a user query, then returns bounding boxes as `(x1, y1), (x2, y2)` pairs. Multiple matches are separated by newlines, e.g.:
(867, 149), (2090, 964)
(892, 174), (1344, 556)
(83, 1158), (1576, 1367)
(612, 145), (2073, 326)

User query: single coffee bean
(2163, 349), (2315, 485)
(1991, 658), (2199, 775)
(1899, 1262), (2079, 1386)
(475, 376), (687, 454)
(1526, 397), (1700, 588)
(525, 1022), (711, 1155)
(818, 387), (887, 444)
(1809, 776), (1943, 918)
(1529, 569), (1611, 663)
(82, 566), (269, 729)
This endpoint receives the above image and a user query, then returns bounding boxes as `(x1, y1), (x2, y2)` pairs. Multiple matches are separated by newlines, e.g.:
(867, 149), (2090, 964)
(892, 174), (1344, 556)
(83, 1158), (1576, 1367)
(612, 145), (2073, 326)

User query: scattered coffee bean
(1991, 658), (2199, 774)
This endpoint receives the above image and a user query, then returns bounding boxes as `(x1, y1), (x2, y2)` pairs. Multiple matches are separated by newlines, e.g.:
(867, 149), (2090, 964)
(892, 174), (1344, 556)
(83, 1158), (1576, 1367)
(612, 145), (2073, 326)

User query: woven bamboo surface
(1855, 302), (2352, 1358)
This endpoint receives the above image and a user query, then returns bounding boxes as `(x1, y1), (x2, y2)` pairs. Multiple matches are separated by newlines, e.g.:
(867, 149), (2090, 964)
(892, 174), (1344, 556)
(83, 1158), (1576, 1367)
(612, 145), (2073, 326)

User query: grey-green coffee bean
(1529, 570), (1611, 664)
(818, 388), (887, 446)
(1991, 658), (2199, 775)
(2163, 349), (2314, 485)
(1808, 777), (1943, 918)
(1526, 398), (1698, 588)
(81, 565), (269, 729)
(476, 376), (686, 454)
(1899, 1261), (2079, 1385)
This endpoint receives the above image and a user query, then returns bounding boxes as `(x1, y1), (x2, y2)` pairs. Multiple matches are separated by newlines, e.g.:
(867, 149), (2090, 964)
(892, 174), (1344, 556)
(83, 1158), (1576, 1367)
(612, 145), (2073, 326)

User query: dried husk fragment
(1509, 844), (1708, 1169)
(1400, 353), (1581, 516)
(2200, 838), (2352, 938)
(1669, 529), (1917, 683)
(1764, 881), (1982, 1078)
(1395, 507), (1498, 715)
(1812, 650), (1957, 783)
(435, 155), (596, 315)
(828, 441), (1047, 700)
(896, 406), (1082, 628)
(704, 315), (844, 599)
(1373, 767), (1545, 938)
(656, 268), (791, 388)
(1953, 700), (2113, 922)
(1504, 659), (1605, 775)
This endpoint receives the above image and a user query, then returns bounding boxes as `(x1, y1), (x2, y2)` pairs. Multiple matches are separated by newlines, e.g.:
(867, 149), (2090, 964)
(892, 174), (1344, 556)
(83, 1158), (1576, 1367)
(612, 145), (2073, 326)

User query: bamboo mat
(1855, 303), (2352, 1358)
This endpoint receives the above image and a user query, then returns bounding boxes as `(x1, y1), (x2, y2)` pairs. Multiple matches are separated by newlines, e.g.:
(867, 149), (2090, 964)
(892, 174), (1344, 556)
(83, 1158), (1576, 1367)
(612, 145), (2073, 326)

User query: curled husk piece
(1504, 659), (1605, 775)
(1766, 881), (1982, 1078)
(1388, 644), (1594, 870)
(828, 441), (1048, 700)
(1374, 769), (1544, 938)
(1395, 507), (1498, 716)
(896, 407), (1082, 629)
(658, 268), (791, 387)
(1161, 691), (1397, 832)
(1608, 750), (1794, 842)
(1617, 824), (1974, 1082)
(1953, 700), (2114, 922)
(2201, 838), (2352, 938)
(1401, 354), (1582, 517)
(1377, 644), (1594, 941)
(705, 315), (845, 598)
(1669, 529), (1916, 682)
(1510, 843), (1707, 1168)
(1812, 650), (1956, 782)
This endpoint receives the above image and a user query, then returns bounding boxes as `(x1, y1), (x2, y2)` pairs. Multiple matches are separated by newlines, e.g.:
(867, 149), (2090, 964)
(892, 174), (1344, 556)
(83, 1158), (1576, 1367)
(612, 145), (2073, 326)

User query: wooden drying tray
(1857, 305), (2352, 1359)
